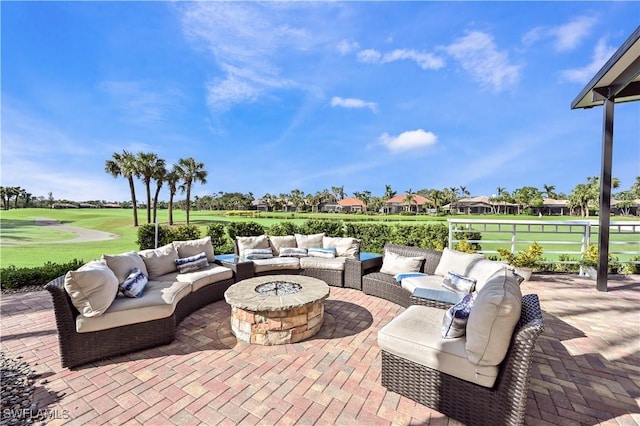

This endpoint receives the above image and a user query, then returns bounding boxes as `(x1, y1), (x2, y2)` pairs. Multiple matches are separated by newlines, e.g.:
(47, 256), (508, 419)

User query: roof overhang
(571, 26), (640, 109)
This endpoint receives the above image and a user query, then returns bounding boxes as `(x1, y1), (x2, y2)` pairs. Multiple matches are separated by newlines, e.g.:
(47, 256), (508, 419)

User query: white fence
(447, 219), (640, 265)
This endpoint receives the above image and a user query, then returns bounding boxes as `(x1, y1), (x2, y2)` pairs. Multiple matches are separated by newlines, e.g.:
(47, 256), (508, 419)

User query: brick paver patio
(1, 273), (639, 425)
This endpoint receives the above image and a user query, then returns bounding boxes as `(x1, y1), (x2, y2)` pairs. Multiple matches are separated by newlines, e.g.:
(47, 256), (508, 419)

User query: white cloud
(336, 39), (359, 55)
(330, 96), (377, 113)
(357, 48), (444, 70)
(379, 129), (437, 153)
(523, 16), (597, 52)
(560, 37), (617, 83)
(99, 81), (181, 124)
(444, 31), (520, 91)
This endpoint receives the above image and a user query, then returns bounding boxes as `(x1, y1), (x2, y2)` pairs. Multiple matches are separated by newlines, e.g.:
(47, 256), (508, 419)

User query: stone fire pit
(224, 275), (330, 345)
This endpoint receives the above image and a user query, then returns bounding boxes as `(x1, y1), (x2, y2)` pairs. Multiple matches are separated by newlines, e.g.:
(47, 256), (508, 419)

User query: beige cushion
(299, 256), (346, 271)
(295, 233), (325, 249)
(252, 257), (300, 273)
(138, 243), (179, 279)
(175, 265), (233, 292)
(268, 235), (297, 256)
(237, 235), (270, 258)
(466, 269), (522, 366)
(102, 251), (149, 283)
(64, 261), (119, 317)
(380, 250), (424, 276)
(378, 305), (498, 388)
(465, 258), (508, 292)
(173, 237), (215, 262)
(323, 236), (360, 258)
(434, 248), (484, 277)
(400, 275), (449, 293)
(75, 280), (191, 333)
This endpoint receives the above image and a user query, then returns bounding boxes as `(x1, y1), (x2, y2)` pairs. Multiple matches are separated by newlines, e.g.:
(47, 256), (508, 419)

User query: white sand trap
(2, 218), (120, 246)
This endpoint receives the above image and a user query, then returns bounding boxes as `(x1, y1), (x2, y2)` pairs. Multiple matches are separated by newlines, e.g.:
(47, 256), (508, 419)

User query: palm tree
(404, 188), (416, 212)
(542, 184), (557, 199)
(151, 159), (167, 224)
(174, 157), (208, 225)
(136, 152), (165, 224)
(105, 150), (139, 226)
(165, 168), (180, 225)
(459, 186), (470, 198)
(383, 184), (396, 201)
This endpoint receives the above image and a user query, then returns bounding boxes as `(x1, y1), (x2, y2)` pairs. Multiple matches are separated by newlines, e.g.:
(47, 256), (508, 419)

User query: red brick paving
(1, 273), (639, 425)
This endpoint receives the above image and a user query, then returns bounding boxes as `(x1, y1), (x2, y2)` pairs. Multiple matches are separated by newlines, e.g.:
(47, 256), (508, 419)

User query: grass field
(1, 208), (638, 268)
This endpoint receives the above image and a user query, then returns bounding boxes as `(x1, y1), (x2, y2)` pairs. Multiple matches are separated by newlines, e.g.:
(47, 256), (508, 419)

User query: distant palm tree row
(105, 151), (207, 226)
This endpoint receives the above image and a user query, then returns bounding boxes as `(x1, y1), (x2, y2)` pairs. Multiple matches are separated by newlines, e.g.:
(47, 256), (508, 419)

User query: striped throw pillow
(175, 252), (209, 273)
(120, 268), (148, 298)
(279, 247), (308, 258)
(244, 248), (274, 260)
(307, 247), (337, 259)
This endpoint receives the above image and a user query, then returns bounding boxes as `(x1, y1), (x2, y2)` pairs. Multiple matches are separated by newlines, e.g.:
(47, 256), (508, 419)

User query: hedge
(1, 259), (85, 290)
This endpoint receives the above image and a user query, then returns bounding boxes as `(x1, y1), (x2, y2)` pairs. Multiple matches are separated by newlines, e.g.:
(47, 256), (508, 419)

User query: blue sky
(2, 2), (639, 202)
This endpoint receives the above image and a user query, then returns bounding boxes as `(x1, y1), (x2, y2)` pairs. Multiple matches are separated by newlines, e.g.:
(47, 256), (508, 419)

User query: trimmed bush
(136, 224), (201, 250)
(267, 221), (300, 236)
(299, 219), (343, 237)
(206, 223), (233, 254)
(226, 221), (265, 240)
(1, 259), (85, 290)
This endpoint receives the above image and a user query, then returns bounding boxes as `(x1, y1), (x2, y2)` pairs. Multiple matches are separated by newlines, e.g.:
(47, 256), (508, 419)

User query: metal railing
(447, 219), (640, 266)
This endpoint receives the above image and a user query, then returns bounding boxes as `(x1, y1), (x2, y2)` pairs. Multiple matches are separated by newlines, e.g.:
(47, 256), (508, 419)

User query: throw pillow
(295, 233), (325, 249)
(236, 235), (270, 258)
(380, 251), (424, 276)
(322, 236), (361, 258)
(243, 248), (274, 260)
(394, 272), (428, 282)
(101, 251), (148, 284)
(442, 271), (477, 294)
(175, 252), (209, 273)
(268, 235), (297, 256)
(307, 247), (337, 258)
(441, 292), (477, 339)
(279, 247), (308, 258)
(120, 267), (148, 298)
(138, 243), (179, 279)
(64, 260), (119, 317)
(173, 236), (215, 262)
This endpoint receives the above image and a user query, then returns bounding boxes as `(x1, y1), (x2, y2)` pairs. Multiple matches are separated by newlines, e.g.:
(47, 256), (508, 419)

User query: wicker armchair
(362, 244), (443, 307)
(381, 294), (544, 426)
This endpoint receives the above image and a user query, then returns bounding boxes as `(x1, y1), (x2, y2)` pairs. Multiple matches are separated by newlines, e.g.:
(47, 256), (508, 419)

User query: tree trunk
(152, 184), (162, 224)
(185, 186), (191, 225)
(168, 194), (174, 226)
(128, 177), (139, 227)
(145, 181), (152, 224)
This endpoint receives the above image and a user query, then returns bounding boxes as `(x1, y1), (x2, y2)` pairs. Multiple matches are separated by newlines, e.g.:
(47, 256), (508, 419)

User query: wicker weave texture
(381, 294), (544, 426)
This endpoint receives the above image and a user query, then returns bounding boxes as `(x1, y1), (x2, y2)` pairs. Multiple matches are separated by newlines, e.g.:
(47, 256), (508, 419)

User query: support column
(597, 97), (614, 292)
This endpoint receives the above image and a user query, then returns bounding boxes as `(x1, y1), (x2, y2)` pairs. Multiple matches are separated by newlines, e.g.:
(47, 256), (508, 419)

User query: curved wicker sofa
(45, 272), (234, 369)
(362, 244), (545, 426)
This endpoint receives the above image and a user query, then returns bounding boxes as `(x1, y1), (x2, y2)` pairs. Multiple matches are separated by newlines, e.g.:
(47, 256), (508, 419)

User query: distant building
(384, 194), (431, 214)
(337, 197), (365, 213)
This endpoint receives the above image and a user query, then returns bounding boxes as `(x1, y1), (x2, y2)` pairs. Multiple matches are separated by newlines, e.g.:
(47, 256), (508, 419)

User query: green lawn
(1, 208), (638, 267)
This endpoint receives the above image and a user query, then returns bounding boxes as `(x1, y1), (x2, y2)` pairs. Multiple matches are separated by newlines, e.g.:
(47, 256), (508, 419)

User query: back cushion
(268, 235), (297, 256)
(465, 258), (508, 292)
(173, 236), (215, 262)
(64, 261), (119, 317)
(323, 236), (360, 258)
(295, 233), (325, 249)
(101, 251), (149, 284)
(380, 251), (424, 276)
(466, 269), (522, 366)
(434, 248), (484, 277)
(138, 243), (179, 279)
(237, 235), (270, 258)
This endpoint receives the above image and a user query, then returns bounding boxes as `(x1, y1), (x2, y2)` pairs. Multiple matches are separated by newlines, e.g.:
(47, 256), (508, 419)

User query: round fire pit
(224, 275), (330, 345)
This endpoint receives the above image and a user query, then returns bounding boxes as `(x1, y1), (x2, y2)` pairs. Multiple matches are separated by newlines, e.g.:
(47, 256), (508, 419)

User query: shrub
(299, 219), (343, 237)
(454, 239), (476, 254)
(136, 223), (201, 250)
(226, 221), (265, 240)
(621, 256), (640, 274)
(554, 254), (580, 273)
(1, 259), (85, 290)
(171, 225), (201, 242)
(344, 223), (394, 253)
(206, 223), (233, 253)
(267, 221), (300, 236)
(497, 243), (544, 269)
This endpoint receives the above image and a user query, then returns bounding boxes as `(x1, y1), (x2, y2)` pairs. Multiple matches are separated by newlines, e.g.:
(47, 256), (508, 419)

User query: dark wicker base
(45, 275), (234, 369)
(381, 294), (544, 426)
(363, 273), (412, 307)
(301, 268), (343, 287)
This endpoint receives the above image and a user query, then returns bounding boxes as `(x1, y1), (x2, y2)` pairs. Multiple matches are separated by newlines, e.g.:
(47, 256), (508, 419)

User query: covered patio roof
(571, 26), (640, 292)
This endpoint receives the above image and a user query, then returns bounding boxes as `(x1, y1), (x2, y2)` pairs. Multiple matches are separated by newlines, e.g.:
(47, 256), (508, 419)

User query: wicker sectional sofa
(216, 233), (374, 288)
(365, 244), (544, 426)
(45, 237), (234, 368)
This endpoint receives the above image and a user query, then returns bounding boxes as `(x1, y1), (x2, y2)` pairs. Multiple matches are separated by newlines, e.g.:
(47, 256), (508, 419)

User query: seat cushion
(173, 237), (215, 262)
(175, 265), (233, 292)
(378, 305), (498, 388)
(466, 269), (522, 366)
(252, 257), (300, 273)
(299, 256), (347, 271)
(75, 280), (191, 333)
(64, 261), (119, 318)
(400, 275), (447, 293)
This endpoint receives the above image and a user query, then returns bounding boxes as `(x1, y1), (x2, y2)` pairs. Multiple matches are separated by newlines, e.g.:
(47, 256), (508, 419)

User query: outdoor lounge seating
(45, 237), (234, 368)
